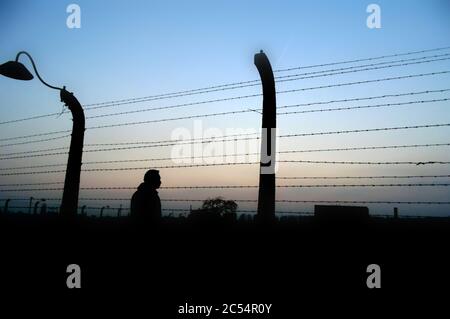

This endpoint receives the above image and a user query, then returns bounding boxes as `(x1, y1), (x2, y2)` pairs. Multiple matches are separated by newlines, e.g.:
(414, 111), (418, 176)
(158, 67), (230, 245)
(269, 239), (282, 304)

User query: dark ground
(1, 213), (449, 316)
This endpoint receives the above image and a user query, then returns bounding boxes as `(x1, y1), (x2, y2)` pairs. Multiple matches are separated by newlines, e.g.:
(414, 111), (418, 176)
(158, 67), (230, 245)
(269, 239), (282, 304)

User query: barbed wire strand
(0, 133), (259, 157)
(3, 84), (450, 127)
(278, 97), (450, 115)
(3, 142), (450, 171)
(85, 101), (450, 131)
(0, 134), (71, 148)
(1, 198), (450, 205)
(277, 88), (450, 111)
(2, 141), (449, 161)
(1, 140), (449, 170)
(2, 93), (449, 149)
(0, 182), (64, 187)
(280, 160), (450, 165)
(7, 116), (449, 158)
(1, 155), (449, 176)
(274, 53), (450, 80)
(1, 130), (449, 163)
(2, 183), (450, 192)
(2, 175), (449, 187)
(73, 48), (450, 109)
(80, 47), (450, 108)
(277, 174), (450, 180)
(82, 57), (450, 119)
(273, 46), (450, 72)
(279, 123), (450, 138)
(86, 92), (450, 121)
(2, 69), (449, 142)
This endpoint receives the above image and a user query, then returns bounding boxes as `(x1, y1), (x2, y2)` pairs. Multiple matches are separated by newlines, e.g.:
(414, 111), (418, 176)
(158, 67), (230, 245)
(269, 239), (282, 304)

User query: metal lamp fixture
(0, 51), (85, 218)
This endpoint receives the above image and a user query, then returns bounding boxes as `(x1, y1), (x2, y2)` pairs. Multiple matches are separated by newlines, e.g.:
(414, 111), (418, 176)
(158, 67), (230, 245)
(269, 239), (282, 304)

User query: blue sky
(1, 0), (449, 216)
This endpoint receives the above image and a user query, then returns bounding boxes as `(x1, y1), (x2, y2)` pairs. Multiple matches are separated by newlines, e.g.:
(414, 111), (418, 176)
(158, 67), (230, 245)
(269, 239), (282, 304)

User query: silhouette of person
(130, 169), (162, 225)
(40, 199), (47, 215)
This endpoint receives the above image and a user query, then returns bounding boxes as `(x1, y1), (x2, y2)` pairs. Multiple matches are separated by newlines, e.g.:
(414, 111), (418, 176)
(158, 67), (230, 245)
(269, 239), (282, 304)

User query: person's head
(143, 169), (161, 189)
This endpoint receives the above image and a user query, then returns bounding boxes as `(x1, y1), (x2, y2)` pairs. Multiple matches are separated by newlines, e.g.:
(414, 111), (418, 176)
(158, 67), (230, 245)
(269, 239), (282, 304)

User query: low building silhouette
(314, 205), (369, 222)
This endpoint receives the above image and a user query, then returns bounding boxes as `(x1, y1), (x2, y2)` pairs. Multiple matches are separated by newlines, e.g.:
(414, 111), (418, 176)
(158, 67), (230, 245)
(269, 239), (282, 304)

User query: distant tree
(201, 197), (238, 215)
(188, 197), (238, 224)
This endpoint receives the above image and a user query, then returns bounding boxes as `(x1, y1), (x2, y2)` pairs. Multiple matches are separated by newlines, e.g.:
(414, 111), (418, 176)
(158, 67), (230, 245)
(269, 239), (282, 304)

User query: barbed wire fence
(1, 46), (450, 218)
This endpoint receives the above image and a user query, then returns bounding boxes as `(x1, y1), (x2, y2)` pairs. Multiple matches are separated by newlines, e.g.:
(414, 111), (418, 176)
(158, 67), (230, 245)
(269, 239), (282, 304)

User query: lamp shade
(0, 61), (34, 80)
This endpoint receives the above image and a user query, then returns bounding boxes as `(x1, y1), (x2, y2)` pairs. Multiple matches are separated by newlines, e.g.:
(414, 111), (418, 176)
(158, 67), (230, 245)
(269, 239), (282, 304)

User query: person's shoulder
(131, 187), (143, 200)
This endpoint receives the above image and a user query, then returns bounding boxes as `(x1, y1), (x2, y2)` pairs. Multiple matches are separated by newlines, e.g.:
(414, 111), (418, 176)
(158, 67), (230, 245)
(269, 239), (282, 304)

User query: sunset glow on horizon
(1, 0), (449, 216)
